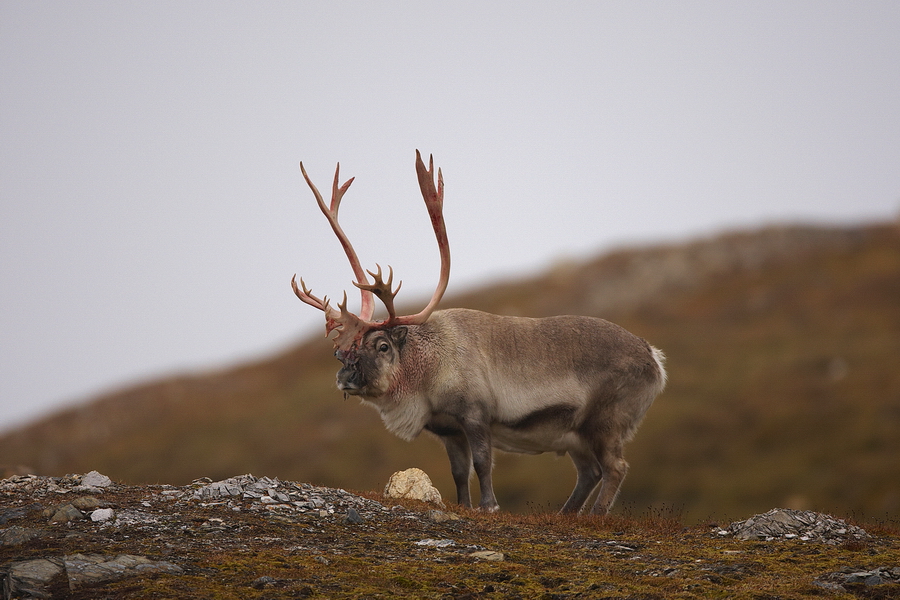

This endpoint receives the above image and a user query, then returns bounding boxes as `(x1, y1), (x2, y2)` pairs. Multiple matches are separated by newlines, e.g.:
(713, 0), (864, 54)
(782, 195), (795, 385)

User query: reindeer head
(292, 150), (450, 361)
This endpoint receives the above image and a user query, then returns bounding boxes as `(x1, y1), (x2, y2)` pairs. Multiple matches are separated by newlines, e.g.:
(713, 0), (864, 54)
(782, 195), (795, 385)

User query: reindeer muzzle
(335, 349), (364, 395)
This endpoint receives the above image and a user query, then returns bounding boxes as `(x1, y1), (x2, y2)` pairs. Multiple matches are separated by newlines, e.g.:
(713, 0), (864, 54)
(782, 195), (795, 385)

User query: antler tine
(299, 161), (328, 216)
(354, 264), (402, 321)
(297, 161), (375, 321)
(330, 162), (353, 216)
(383, 150), (450, 327)
(291, 274), (338, 319)
(330, 291), (373, 350)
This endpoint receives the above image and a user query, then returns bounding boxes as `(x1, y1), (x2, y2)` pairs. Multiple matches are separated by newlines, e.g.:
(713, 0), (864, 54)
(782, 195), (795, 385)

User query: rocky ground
(1, 471), (899, 599)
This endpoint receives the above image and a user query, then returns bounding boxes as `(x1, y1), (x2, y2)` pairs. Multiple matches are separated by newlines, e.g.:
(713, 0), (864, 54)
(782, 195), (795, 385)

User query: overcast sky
(2, 2), (898, 432)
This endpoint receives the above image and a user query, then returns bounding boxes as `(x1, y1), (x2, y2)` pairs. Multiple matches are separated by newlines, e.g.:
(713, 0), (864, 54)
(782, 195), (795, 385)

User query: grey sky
(2, 2), (898, 432)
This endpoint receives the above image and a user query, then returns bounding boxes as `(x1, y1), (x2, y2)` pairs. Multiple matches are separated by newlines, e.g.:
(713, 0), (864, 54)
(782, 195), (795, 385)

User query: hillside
(2, 221), (898, 524)
(2, 472), (898, 599)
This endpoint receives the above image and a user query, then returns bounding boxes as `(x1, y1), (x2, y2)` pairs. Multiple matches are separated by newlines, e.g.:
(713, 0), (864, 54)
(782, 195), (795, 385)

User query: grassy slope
(2, 222), (898, 523)
(621, 225), (900, 522)
(4, 478), (899, 600)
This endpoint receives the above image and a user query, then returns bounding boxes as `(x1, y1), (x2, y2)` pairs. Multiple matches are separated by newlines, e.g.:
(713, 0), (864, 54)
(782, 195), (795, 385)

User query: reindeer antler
(291, 275), (337, 319)
(354, 264), (402, 321)
(390, 149), (449, 326)
(297, 161), (376, 321)
(293, 150), (450, 350)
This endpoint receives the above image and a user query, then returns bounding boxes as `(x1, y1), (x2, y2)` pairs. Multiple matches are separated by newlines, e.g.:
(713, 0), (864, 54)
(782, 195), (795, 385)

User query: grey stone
(767, 508), (804, 527)
(2, 557), (65, 599)
(0, 503), (41, 525)
(71, 496), (101, 510)
(0, 525), (46, 546)
(813, 579), (845, 592)
(49, 504), (84, 523)
(251, 575), (276, 589)
(815, 565), (900, 589)
(343, 508), (363, 524)
(425, 509), (461, 523)
(64, 553), (182, 588)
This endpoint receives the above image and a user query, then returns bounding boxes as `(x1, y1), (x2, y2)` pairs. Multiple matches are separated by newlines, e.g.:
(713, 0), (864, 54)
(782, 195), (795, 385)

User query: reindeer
(292, 151), (666, 514)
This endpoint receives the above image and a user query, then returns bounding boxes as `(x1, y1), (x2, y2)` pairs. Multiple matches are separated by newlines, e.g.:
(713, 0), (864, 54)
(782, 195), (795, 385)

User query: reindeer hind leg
(560, 447), (602, 514)
(589, 439), (629, 515)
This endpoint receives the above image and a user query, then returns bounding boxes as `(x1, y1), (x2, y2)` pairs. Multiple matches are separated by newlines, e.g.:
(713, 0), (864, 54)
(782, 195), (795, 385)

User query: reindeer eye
(378, 342), (390, 353)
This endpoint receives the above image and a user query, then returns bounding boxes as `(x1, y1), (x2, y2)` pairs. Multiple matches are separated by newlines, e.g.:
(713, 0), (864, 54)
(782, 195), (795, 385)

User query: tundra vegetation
(2, 472), (899, 599)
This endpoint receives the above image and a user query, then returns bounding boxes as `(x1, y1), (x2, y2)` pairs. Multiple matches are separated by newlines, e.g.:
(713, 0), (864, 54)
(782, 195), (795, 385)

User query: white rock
(416, 538), (456, 547)
(90, 508), (115, 522)
(80, 471), (112, 488)
(470, 550), (505, 561)
(383, 468), (444, 506)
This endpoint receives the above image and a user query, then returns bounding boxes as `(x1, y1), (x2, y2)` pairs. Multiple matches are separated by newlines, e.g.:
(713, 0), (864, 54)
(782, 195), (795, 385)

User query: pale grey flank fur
(336, 307), (666, 514)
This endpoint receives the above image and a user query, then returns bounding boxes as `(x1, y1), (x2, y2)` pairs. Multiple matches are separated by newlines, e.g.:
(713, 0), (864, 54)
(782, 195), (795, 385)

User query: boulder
(383, 468), (444, 506)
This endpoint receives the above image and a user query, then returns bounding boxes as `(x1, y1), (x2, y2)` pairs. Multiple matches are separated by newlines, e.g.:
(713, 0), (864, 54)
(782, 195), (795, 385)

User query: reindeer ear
(390, 326), (408, 350)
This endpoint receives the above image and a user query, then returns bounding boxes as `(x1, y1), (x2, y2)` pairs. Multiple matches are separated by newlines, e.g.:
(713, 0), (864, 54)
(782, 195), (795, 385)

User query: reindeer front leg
(440, 431), (473, 508)
(461, 417), (500, 512)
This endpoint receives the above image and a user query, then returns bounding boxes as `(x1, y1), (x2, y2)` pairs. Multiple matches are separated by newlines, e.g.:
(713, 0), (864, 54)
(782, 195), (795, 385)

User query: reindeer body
(338, 308), (666, 514)
(293, 152), (666, 514)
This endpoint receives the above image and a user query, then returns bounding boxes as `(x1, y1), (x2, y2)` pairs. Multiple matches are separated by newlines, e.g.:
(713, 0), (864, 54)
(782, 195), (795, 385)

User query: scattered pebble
(343, 508), (364, 524)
